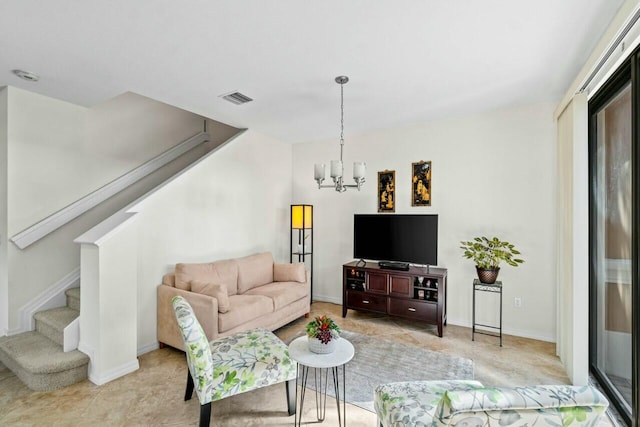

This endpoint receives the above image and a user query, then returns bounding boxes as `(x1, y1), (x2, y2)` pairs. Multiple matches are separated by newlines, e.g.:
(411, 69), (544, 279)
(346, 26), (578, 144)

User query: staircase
(0, 288), (89, 391)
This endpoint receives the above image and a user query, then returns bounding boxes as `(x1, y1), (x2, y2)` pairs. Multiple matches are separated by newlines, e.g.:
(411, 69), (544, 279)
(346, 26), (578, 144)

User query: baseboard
(312, 294), (342, 305)
(310, 299), (556, 343)
(446, 318), (556, 343)
(6, 327), (23, 336)
(137, 341), (159, 356)
(16, 268), (80, 334)
(81, 341), (140, 385)
(502, 327), (555, 343)
(88, 359), (140, 386)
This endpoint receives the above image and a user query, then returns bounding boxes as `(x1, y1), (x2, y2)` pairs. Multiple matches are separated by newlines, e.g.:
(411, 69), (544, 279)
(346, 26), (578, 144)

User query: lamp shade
(353, 161), (366, 179)
(291, 205), (312, 229)
(330, 160), (343, 178)
(314, 163), (326, 180)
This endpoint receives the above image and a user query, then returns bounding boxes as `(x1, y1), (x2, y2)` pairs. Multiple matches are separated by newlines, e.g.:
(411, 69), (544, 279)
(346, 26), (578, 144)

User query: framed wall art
(412, 161), (431, 206)
(378, 170), (395, 213)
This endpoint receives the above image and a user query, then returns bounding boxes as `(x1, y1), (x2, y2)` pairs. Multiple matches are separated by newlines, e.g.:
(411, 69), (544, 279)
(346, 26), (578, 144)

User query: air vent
(220, 91), (253, 105)
(12, 69), (39, 82)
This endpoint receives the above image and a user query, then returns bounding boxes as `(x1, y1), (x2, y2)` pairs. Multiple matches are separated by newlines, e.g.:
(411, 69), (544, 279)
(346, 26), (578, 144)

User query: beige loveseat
(157, 252), (310, 350)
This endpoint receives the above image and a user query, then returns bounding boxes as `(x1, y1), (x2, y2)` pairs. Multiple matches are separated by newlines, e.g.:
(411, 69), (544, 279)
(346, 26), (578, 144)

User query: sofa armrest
(435, 385), (609, 427)
(157, 284), (219, 351)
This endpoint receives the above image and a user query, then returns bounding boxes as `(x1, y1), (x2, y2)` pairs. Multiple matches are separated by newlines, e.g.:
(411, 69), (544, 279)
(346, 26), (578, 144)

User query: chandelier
(314, 76), (366, 192)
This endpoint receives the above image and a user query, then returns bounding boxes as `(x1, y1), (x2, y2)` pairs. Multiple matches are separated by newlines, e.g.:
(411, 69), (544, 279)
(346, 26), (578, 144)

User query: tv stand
(343, 261), (448, 337)
(378, 261), (410, 271)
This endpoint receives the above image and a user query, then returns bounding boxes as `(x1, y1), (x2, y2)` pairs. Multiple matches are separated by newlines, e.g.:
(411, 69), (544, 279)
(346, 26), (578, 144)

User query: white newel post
(75, 212), (140, 385)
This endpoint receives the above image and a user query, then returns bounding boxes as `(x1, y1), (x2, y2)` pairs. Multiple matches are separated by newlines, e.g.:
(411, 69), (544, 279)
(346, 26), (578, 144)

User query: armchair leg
(185, 369), (194, 401)
(199, 402), (211, 427)
(286, 379), (296, 416)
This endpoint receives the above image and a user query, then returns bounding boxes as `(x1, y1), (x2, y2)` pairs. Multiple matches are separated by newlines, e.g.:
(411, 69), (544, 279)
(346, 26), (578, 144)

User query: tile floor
(0, 302), (608, 426)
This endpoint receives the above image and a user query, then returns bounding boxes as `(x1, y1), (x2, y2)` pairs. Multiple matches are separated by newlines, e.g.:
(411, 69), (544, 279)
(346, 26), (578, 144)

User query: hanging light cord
(339, 81), (345, 163)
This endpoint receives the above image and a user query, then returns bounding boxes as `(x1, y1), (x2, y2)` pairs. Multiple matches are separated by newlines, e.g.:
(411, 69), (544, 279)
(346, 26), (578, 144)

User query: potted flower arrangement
(460, 236), (524, 284)
(305, 315), (341, 354)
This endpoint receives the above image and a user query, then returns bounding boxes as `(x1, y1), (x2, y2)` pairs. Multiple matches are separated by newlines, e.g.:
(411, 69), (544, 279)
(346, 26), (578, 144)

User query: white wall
(0, 87), (8, 335)
(127, 129), (293, 351)
(553, 0), (639, 385)
(4, 87), (238, 332)
(556, 96), (589, 385)
(556, 100), (574, 377)
(7, 88), (88, 233)
(86, 92), (208, 195)
(293, 102), (557, 341)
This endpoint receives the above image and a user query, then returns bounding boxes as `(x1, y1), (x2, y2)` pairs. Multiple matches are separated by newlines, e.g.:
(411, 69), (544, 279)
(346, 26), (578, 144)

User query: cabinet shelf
(412, 299), (437, 304)
(343, 261), (447, 337)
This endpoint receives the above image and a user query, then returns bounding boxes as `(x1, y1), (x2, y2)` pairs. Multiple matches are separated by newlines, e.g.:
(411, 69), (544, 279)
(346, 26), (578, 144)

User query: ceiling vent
(12, 69), (39, 82)
(220, 91), (253, 105)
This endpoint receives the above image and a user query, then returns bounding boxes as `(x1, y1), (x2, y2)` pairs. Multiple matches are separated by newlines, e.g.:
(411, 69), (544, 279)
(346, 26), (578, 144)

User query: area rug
(295, 330), (474, 412)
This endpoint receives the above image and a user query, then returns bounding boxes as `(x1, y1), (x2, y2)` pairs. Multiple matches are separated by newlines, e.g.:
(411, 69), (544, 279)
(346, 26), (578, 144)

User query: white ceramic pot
(308, 336), (338, 354)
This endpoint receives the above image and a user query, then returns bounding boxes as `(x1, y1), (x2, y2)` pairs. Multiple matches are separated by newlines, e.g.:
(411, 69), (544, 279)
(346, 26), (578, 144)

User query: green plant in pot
(305, 315), (341, 354)
(460, 236), (524, 284)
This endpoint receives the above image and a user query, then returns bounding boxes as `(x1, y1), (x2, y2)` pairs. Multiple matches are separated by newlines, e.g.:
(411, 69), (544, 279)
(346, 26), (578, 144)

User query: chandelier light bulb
(314, 76), (366, 192)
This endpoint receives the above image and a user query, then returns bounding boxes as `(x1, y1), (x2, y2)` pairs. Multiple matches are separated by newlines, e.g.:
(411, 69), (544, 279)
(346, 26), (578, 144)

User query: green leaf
(460, 236), (524, 268)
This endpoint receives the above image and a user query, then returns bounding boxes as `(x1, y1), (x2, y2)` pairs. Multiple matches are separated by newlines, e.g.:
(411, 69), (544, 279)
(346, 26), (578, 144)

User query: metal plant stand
(472, 279), (503, 346)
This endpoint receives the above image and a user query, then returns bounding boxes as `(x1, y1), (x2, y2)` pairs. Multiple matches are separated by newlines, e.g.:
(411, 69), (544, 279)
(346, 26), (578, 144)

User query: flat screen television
(353, 214), (438, 266)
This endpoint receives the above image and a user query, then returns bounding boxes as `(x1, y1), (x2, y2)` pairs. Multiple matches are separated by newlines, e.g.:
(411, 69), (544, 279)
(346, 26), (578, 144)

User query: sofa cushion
(191, 281), (230, 313)
(237, 252), (274, 294)
(218, 294), (274, 333)
(211, 259), (240, 296)
(175, 262), (214, 291)
(433, 385), (609, 427)
(162, 273), (175, 287)
(175, 260), (239, 295)
(244, 281), (309, 311)
(374, 380), (483, 427)
(273, 263), (306, 283)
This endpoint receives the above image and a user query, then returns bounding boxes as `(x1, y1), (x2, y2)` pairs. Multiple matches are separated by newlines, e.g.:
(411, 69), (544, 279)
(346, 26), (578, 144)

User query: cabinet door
(389, 275), (411, 297)
(367, 272), (388, 294)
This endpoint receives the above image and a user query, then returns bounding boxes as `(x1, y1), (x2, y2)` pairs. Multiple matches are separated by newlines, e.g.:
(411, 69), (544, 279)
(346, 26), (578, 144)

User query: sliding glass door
(589, 61), (635, 425)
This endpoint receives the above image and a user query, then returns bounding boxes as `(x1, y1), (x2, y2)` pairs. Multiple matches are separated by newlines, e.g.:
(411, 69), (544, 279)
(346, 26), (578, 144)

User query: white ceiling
(0, 0), (624, 143)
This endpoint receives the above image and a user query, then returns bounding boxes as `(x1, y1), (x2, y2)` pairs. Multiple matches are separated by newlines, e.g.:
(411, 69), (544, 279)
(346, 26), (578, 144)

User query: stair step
(65, 287), (80, 311)
(0, 331), (88, 391)
(33, 307), (78, 346)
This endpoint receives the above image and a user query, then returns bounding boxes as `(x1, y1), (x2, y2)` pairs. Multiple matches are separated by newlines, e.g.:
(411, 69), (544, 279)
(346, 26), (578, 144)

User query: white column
(76, 212), (140, 385)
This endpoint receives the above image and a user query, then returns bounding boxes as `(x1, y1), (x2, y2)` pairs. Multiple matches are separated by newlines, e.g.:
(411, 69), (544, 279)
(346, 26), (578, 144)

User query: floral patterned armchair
(172, 296), (297, 427)
(374, 380), (609, 427)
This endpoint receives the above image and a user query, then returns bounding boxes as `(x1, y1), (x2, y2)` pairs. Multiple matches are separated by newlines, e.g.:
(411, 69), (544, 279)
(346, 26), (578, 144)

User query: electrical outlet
(514, 297), (522, 308)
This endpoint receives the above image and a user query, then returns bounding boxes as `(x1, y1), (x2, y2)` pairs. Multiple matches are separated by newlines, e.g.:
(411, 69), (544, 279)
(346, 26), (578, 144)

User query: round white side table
(289, 336), (355, 426)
